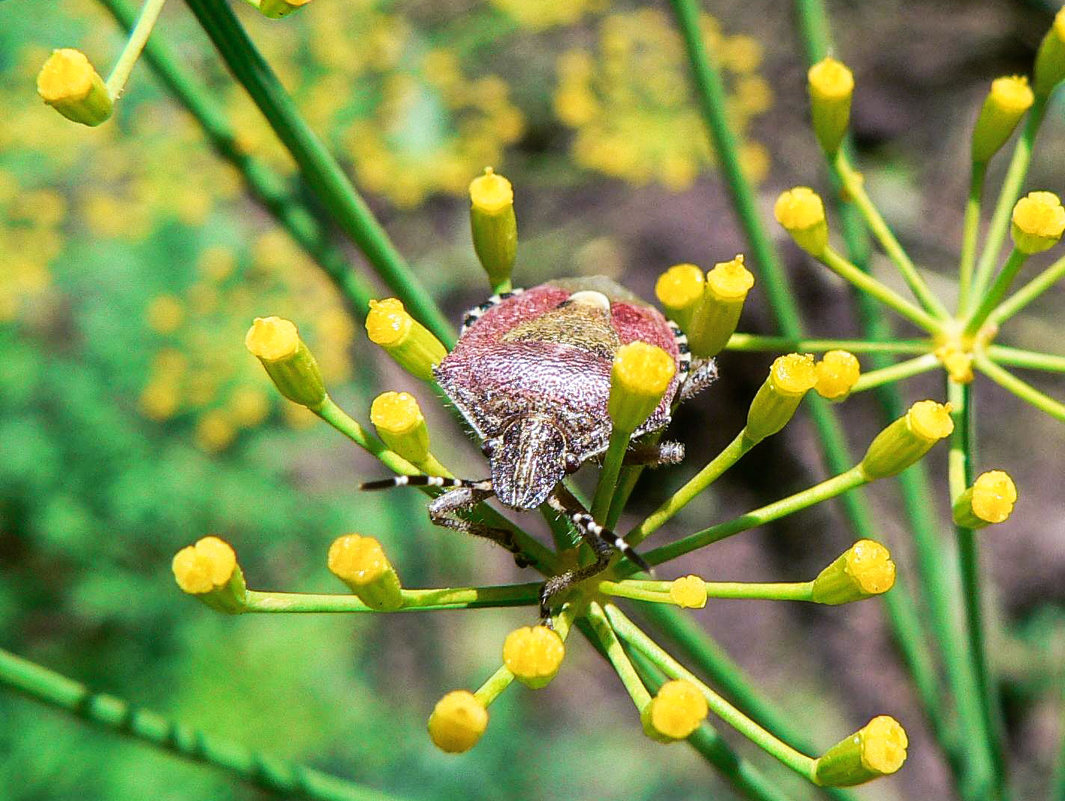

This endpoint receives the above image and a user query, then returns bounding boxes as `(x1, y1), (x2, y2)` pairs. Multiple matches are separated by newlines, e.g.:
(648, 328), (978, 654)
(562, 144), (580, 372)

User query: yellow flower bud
(245, 316), (328, 410)
(812, 540), (896, 605)
(687, 255), (755, 358)
(607, 341), (676, 434)
(469, 168), (517, 289)
(327, 534), (403, 611)
(807, 57), (854, 156)
(654, 263), (705, 333)
(365, 298), (448, 382)
(258, 0), (313, 18)
(814, 350), (861, 401)
(1010, 191), (1065, 255)
(745, 353), (817, 443)
(642, 679), (709, 742)
(502, 626), (565, 689)
(172, 536), (247, 614)
(971, 76), (1034, 164)
(36, 49), (113, 127)
(1034, 8), (1065, 98)
(774, 187), (829, 256)
(953, 470), (1018, 529)
(669, 575), (708, 609)
(860, 401), (954, 480)
(370, 392), (430, 465)
(814, 716), (908, 786)
(428, 690), (488, 753)
(934, 342), (975, 384)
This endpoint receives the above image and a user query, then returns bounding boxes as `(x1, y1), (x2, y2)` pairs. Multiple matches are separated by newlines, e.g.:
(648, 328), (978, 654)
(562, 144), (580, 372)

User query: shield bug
(363, 276), (716, 615)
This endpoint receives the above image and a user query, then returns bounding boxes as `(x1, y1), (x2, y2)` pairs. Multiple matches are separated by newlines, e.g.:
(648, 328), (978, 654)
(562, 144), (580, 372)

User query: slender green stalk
(637, 467), (867, 569)
(970, 100), (1048, 303)
(473, 664), (515, 707)
(987, 345), (1065, 373)
(820, 247), (944, 333)
(948, 382), (1009, 799)
(964, 249), (1029, 336)
(726, 333), (929, 354)
(851, 352), (940, 393)
(591, 429), (633, 523)
(627, 431), (752, 547)
(975, 354), (1065, 421)
(834, 153), (950, 319)
(585, 602), (652, 710)
(0, 649), (407, 801)
(182, 0), (454, 344)
(987, 252), (1065, 327)
(104, 0), (167, 98)
(600, 579), (814, 603)
(958, 164), (988, 315)
(606, 605), (818, 781)
(95, 0), (376, 317)
(241, 584), (541, 613)
(1055, 691), (1065, 801)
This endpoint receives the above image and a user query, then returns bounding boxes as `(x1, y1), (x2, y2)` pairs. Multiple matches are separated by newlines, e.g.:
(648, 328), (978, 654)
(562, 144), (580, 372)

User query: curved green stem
(726, 333), (929, 354)
(987, 345), (1065, 373)
(104, 0), (167, 98)
(0, 649), (407, 801)
(834, 153), (950, 320)
(987, 252), (1065, 327)
(851, 352), (941, 393)
(958, 164), (988, 316)
(242, 583), (541, 613)
(182, 0), (454, 344)
(974, 354), (1065, 421)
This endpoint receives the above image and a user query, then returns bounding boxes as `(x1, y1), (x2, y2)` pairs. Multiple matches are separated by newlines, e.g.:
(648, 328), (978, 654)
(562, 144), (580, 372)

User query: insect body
(364, 276), (715, 615)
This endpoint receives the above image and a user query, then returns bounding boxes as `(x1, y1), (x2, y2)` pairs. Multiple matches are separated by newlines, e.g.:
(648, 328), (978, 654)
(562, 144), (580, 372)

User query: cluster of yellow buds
(655, 256), (755, 358)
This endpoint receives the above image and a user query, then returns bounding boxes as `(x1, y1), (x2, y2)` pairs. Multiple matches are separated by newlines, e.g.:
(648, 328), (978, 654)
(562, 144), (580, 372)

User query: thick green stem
(965, 249), (1029, 336)
(987, 252), (1065, 327)
(834, 153), (950, 320)
(958, 164), (988, 316)
(987, 346), (1065, 373)
(970, 100), (1047, 303)
(851, 353), (940, 393)
(726, 333), (929, 354)
(0, 649), (406, 801)
(975, 354), (1065, 421)
(183, 0), (454, 344)
(241, 583), (541, 613)
(104, 0), (167, 98)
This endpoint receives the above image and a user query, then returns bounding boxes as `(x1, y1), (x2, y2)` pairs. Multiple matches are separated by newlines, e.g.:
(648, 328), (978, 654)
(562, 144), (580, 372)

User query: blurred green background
(2, 1), (1064, 799)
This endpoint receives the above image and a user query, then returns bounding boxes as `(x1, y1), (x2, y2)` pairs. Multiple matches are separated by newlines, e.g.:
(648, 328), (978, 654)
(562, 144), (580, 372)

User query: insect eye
(481, 438), (500, 458)
(564, 453), (581, 474)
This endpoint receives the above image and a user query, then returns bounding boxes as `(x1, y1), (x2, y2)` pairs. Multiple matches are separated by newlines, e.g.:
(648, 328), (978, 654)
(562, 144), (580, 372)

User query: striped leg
(668, 321), (692, 382)
(679, 357), (717, 403)
(459, 288), (525, 335)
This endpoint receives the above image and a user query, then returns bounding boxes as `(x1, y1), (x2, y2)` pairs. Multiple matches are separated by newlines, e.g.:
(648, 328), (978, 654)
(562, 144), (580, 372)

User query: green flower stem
(0, 648), (407, 801)
(975, 354), (1065, 422)
(316, 398), (557, 572)
(412, 453), (452, 478)
(183, 0), (454, 345)
(606, 605), (818, 782)
(241, 583), (542, 613)
(851, 352), (940, 393)
(585, 602), (652, 710)
(987, 345), (1065, 373)
(473, 664), (515, 708)
(987, 252), (1065, 327)
(637, 467), (868, 570)
(964, 249), (1029, 336)
(600, 579), (814, 603)
(948, 381), (1009, 799)
(958, 164), (988, 316)
(820, 247), (944, 334)
(491, 278), (513, 296)
(970, 98), (1047, 304)
(104, 0), (167, 98)
(627, 432), (752, 547)
(726, 333), (929, 354)
(95, 0), (376, 317)
(591, 428), (634, 524)
(834, 153), (951, 320)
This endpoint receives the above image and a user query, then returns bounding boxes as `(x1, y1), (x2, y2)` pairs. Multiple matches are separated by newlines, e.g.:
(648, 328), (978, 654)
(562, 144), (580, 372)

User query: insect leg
(679, 357), (718, 403)
(427, 486), (532, 567)
(459, 288), (525, 334)
(623, 440), (685, 467)
(545, 490), (651, 573)
(668, 321), (692, 382)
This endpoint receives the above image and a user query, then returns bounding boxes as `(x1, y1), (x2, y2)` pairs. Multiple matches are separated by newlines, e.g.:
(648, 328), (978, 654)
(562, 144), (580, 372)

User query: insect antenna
(360, 475), (493, 492)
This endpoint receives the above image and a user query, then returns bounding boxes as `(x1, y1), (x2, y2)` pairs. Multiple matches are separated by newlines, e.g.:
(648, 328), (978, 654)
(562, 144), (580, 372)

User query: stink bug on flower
(363, 276), (717, 617)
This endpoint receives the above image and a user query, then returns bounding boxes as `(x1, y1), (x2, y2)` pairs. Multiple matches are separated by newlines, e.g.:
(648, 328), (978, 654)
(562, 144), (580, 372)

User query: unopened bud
(36, 49), (113, 127)
(860, 401), (953, 479)
(245, 316), (328, 409)
(1011, 191), (1065, 255)
(502, 626), (565, 689)
(172, 536), (247, 614)
(607, 342), (676, 434)
(952, 470), (1018, 529)
(812, 540), (896, 604)
(775, 187), (829, 256)
(745, 353), (817, 443)
(428, 691), (488, 753)
(327, 534), (403, 611)
(971, 76), (1034, 164)
(687, 255), (754, 358)
(642, 679), (709, 742)
(365, 298), (448, 382)
(808, 57), (854, 156)
(469, 168), (517, 289)
(814, 716), (908, 786)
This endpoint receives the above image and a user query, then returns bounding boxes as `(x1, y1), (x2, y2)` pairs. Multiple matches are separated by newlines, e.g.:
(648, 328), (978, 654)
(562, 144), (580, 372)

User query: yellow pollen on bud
(989, 75), (1034, 114)
(669, 575), (708, 609)
(370, 392), (424, 437)
(365, 298), (412, 348)
(428, 690), (488, 753)
(36, 49), (113, 127)
(245, 316), (299, 361)
(774, 188), (829, 255)
(971, 471), (1018, 524)
(770, 353), (817, 396)
(705, 255), (754, 302)
(172, 536), (237, 595)
(655, 263), (705, 329)
(815, 350), (861, 400)
(1011, 191), (1065, 254)
(469, 167), (514, 215)
(808, 57), (854, 101)
(502, 626), (565, 689)
(642, 680), (709, 741)
(328, 534), (391, 586)
(815, 715), (908, 786)
(608, 341), (676, 433)
(907, 400), (954, 442)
